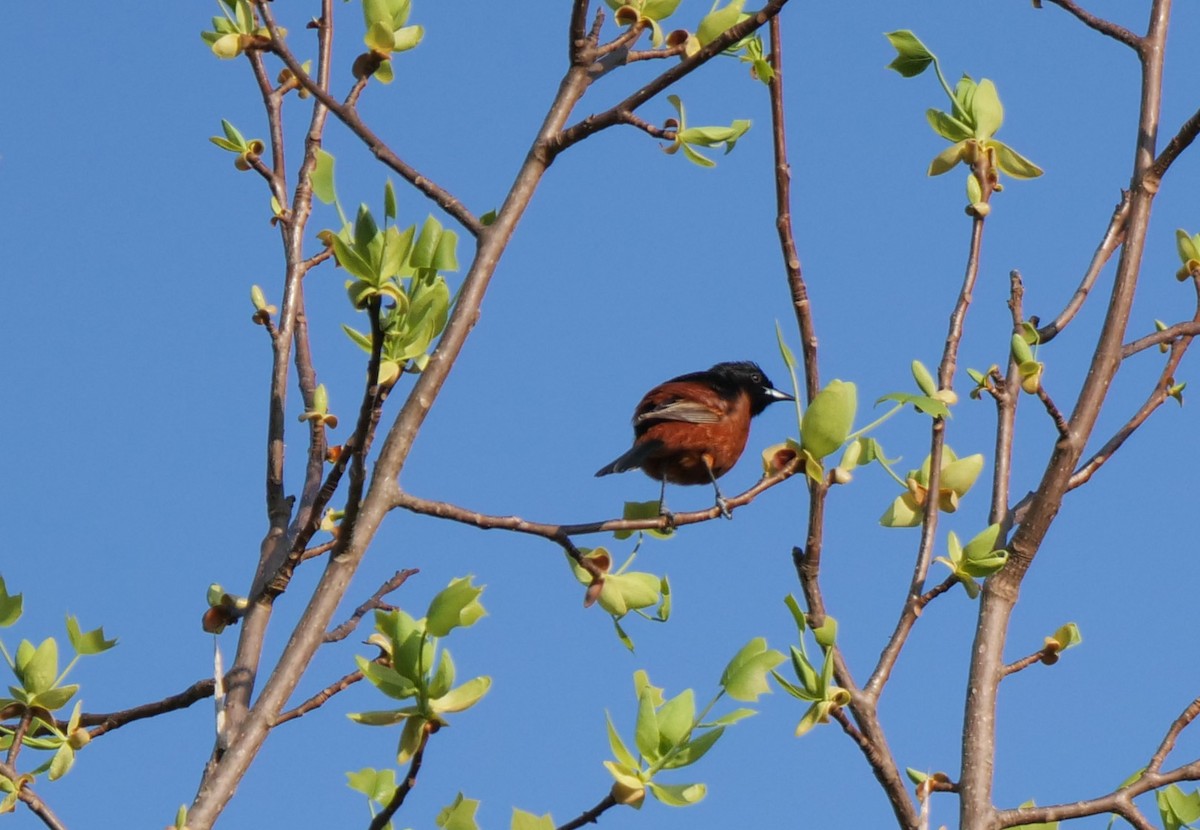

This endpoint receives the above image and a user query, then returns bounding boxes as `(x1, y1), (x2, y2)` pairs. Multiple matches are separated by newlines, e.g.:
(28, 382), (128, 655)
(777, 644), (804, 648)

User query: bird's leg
(703, 457), (731, 519)
(656, 479), (676, 528)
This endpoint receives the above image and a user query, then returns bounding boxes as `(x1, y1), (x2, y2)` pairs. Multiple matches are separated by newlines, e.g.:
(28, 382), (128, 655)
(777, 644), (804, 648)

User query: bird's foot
(657, 503), (677, 529)
(716, 496), (732, 520)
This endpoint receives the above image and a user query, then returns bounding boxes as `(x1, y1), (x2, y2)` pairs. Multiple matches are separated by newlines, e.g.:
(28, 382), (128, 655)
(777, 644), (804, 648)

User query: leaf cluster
(349, 577), (490, 764)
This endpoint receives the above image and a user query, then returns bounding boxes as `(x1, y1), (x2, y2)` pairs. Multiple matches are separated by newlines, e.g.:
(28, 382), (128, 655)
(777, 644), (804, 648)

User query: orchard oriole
(595, 360), (794, 518)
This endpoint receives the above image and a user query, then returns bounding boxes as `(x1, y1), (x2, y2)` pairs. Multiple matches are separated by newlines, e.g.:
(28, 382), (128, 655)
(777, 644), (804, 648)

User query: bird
(595, 360), (794, 519)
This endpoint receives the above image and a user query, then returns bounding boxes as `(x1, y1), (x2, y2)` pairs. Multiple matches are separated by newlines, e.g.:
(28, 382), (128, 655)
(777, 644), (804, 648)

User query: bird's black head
(708, 361), (795, 415)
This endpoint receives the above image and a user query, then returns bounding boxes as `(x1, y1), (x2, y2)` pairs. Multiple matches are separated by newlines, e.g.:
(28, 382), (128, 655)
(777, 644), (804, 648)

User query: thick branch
(961, 4), (1174, 827)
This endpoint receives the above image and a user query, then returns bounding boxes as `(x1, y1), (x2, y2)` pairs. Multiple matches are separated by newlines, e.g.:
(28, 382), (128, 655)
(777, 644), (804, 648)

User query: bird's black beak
(765, 387), (795, 403)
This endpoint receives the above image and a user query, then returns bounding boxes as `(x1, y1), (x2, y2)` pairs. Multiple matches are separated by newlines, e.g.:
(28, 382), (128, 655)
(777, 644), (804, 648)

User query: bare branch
(254, 2), (482, 237)
(555, 0), (791, 154)
(1122, 320), (1200, 357)
(81, 679), (217, 739)
(273, 668), (365, 727)
(392, 457), (802, 539)
(1037, 193), (1129, 344)
(0, 761), (68, 830)
(1039, 0), (1143, 50)
(1033, 384), (1070, 440)
(1148, 694), (1200, 773)
(325, 569), (418, 643)
(556, 794), (619, 830)
(615, 110), (676, 140)
(768, 15), (819, 403)
(368, 722), (435, 830)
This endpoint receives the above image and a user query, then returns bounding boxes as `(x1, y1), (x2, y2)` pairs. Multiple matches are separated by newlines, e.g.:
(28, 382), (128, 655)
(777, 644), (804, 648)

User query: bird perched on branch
(595, 360), (794, 518)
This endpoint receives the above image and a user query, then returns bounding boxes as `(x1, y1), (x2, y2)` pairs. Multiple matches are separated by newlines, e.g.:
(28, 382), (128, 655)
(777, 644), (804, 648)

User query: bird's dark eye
(752, 373), (762, 384)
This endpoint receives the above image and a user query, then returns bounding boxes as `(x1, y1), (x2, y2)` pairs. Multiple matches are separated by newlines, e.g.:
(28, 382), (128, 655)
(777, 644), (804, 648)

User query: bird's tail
(594, 440), (661, 477)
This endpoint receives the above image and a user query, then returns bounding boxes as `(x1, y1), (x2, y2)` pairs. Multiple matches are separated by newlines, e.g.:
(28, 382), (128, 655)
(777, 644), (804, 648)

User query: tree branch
(0, 761), (68, 830)
(80, 679), (217, 739)
(556, 794), (618, 830)
(368, 722), (434, 830)
(254, 2), (481, 236)
(324, 569), (418, 643)
(1039, 0), (1143, 50)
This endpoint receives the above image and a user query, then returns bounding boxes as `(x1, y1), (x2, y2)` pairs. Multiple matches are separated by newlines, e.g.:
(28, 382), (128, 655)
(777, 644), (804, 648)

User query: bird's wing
(634, 399), (722, 425)
(633, 382), (727, 426)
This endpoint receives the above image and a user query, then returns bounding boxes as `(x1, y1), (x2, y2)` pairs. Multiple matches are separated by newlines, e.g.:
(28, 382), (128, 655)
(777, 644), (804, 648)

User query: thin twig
(615, 110), (675, 140)
(368, 722), (435, 830)
(5, 712), (31, 766)
(1001, 647), (1052, 678)
(554, 0), (791, 154)
(1037, 193), (1130, 344)
(81, 679), (217, 738)
(1040, 0), (1143, 50)
(392, 458), (801, 539)
(556, 794), (619, 830)
(325, 569), (418, 643)
(273, 668), (365, 726)
(989, 273), (1024, 530)
(1122, 320), (1200, 357)
(0, 760), (68, 830)
(768, 14), (819, 403)
(254, 2), (481, 236)
(1147, 694), (1200, 773)
(1034, 384), (1070, 439)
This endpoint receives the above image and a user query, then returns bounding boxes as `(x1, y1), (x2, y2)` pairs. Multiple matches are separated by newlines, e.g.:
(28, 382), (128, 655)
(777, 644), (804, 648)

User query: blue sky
(3, 1), (1199, 828)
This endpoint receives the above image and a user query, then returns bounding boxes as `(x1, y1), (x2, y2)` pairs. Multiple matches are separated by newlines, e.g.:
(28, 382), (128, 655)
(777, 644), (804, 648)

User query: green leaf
(436, 793), (482, 830)
(704, 708), (757, 727)
(365, 20), (395, 51)
(990, 140), (1043, 179)
(721, 638), (786, 702)
(392, 25), (424, 52)
(65, 617), (117, 655)
(1177, 229), (1200, 263)
(330, 234), (375, 282)
(884, 30), (935, 77)
(662, 726), (724, 770)
(928, 141), (967, 176)
(1047, 622), (1083, 652)
(432, 228), (459, 271)
(347, 708), (412, 727)
(410, 215), (444, 269)
(510, 808), (556, 830)
(0, 578), (23, 628)
(397, 715), (427, 764)
(643, 0), (683, 20)
(30, 684), (78, 712)
(634, 686), (660, 759)
(383, 179), (397, 222)
(970, 79), (1004, 139)
(47, 744), (75, 781)
(430, 676), (491, 713)
(356, 656), (419, 700)
(425, 576), (486, 637)
(347, 767), (398, 804)
(428, 648), (456, 699)
(648, 781), (707, 806)
(926, 109), (973, 142)
(655, 689), (695, 748)
(312, 149), (337, 204)
(696, 0), (745, 46)
(16, 638), (58, 695)
(940, 453), (985, 498)
(876, 392), (950, 419)
(783, 594), (807, 636)
(605, 711), (638, 769)
(800, 380), (857, 459)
